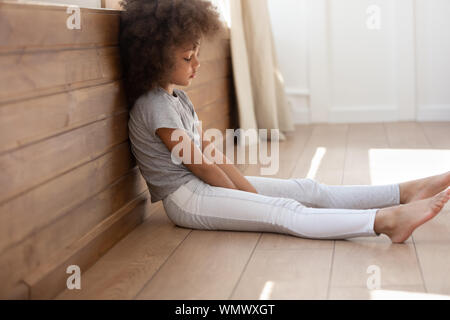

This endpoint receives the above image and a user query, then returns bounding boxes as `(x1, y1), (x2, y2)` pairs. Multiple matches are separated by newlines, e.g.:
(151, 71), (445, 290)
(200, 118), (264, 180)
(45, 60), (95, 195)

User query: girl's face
(170, 41), (201, 87)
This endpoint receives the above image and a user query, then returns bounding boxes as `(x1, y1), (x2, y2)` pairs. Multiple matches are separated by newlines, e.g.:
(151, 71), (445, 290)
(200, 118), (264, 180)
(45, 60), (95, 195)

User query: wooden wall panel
(0, 168), (147, 299)
(0, 47), (122, 104)
(0, 1), (235, 299)
(186, 58), (232, 89)
(0, 111), (129, 204)
(102, 0), (123, 10)
(0, 81), (127, 154)
(0, 2), (120, 52)
(185, 77), (231, 110)
(24, 193), (151, 300)
(197, 95), (232, 128)
(0, 142), (136, 255)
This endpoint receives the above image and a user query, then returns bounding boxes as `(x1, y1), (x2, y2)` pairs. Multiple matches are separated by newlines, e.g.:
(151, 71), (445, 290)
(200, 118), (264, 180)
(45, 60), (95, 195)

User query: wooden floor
(55, 122), (450, 300)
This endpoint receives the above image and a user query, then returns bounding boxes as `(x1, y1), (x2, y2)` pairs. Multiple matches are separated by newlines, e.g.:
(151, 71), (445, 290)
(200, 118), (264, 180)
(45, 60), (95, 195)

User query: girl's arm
(156, 127), (239, 190)
(197, 125), (258, 194)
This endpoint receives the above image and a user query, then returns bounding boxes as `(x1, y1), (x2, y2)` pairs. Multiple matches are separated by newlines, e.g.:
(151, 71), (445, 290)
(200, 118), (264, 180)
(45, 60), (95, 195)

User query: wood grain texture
(0, 142), (137, 255)
(24, 193), (151, 299)
(1, 111), (129, 204)
(0, 1), (234, 299)
(0, 168), (147, 298)
(46, 123), (450, 300)
(0, 81), (127, 154)
(0, 47), (122, 105)
(55, 208), (191, 300)
(0, 2), (120, 52)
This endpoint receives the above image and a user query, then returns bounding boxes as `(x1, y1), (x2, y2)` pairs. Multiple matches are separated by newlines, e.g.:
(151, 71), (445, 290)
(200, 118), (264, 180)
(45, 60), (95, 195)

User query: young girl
(121, 0), (450, 244)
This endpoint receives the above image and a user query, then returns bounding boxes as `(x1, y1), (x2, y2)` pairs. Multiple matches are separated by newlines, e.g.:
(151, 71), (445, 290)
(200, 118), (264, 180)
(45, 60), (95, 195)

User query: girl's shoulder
(135, 88), (176, 109)
(174, 88), (188, 100)
(174, 89), (195, 111)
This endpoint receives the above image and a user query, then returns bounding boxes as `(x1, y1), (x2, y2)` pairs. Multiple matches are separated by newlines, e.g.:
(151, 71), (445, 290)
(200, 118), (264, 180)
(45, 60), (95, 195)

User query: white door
(309, 0), (417, 123)
(415, 0), (450, 121)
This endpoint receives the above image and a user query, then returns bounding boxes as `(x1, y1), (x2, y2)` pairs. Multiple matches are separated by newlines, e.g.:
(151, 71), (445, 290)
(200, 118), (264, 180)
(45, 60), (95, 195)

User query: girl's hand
(196, 125), (258, 194)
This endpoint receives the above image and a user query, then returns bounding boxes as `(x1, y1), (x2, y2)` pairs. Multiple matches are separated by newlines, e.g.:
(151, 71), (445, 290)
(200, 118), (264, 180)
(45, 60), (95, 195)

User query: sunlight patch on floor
(306, 147), (327, 179)
(369, 149), (450, 185)
(370, 289), (450, 300)
(259, 281), (275, 300)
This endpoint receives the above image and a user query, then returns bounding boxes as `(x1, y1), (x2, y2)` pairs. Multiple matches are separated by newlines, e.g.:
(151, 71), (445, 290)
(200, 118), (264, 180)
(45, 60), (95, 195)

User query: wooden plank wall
(0, 1), (236, 299)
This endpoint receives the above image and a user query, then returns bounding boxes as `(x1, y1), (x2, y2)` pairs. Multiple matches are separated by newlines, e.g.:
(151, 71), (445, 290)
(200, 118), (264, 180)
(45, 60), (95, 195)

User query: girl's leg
(163, 178), (380, 240)
(245, 176), (400, 210)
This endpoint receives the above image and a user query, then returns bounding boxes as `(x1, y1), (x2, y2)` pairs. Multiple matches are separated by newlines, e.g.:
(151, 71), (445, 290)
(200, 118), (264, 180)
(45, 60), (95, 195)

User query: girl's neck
(159, 83), (176, 97)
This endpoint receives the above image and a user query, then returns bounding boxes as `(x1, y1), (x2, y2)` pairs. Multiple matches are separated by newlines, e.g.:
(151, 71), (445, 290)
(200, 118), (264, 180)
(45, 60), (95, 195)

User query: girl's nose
(193, 57), (200, 69)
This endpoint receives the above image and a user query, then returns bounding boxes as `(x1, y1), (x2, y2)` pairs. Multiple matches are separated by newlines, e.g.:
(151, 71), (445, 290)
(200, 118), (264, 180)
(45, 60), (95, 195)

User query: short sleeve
(193, 109), (200, 126)
(141, 101), (185, 139)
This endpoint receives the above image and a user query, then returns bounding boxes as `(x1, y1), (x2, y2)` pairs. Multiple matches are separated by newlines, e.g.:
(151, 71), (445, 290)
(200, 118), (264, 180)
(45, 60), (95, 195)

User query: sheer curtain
(227, 0), (295, 146)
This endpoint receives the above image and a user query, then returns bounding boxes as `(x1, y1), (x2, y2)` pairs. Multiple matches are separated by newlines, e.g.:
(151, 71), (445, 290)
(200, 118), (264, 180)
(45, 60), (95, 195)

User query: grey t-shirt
(128, 86), (202, 203)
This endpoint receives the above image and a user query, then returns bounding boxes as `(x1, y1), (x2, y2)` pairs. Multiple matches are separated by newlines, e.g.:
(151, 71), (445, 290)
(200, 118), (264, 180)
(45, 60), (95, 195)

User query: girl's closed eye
(184, 52), (200, 62)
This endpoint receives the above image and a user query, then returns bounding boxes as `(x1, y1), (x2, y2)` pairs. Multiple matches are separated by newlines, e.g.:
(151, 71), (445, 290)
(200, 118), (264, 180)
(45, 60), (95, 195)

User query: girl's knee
(291, 177), (322, 192)
(290, 177), (326, 207)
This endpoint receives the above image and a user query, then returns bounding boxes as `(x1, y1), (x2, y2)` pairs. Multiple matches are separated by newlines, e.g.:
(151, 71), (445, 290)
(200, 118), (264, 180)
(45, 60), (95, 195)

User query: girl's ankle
(399, 182), (410, 204)
(374, 207), (397, 235)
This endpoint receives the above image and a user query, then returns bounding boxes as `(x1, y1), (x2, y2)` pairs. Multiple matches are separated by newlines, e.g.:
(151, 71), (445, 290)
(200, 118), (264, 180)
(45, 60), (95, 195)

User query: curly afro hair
(119, 0), (226, 108)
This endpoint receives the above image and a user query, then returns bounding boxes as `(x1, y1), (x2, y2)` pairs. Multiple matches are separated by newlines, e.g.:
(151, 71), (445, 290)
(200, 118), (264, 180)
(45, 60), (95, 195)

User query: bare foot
(400, 171), (450, 204)
(375, 188), (450, 243)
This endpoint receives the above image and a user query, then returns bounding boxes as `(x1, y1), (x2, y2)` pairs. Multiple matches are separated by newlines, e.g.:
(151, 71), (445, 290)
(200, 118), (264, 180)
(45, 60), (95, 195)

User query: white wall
(268, 0), (450, 124)
(416, 0), (450, 121)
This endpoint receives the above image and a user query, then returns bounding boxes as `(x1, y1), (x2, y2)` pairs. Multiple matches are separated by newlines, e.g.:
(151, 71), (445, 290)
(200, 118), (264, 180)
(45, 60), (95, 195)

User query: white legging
(162, 176), (400, 239)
